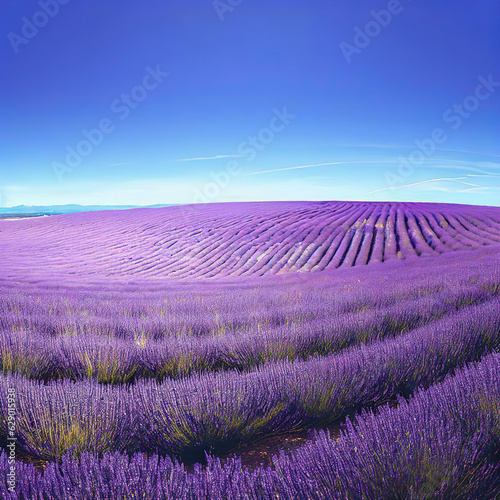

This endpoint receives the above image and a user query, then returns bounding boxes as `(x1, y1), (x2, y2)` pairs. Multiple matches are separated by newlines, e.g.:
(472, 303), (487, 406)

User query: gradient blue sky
(1, 0), (499, 207)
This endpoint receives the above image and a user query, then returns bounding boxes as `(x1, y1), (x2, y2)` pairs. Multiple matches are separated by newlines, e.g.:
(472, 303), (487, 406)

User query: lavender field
(1, 201), (500, 499)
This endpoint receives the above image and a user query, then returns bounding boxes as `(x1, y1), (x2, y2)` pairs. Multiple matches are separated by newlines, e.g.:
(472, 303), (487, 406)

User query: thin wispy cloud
(433, 159), (500, 168)
(339, 144), (500, 160)
(419, 186), (491, 194)
(366, 176), (484, 195)
(433, 148), (500, 159)
(108, 162), (134, 168)
(420, 163), (500, 176)
(249, 158), (500, 177)
(177, 154), (247, 162)
(249, 161), (376, 176)
(341, 144), (404, 149)
(465, 173), (500, 178)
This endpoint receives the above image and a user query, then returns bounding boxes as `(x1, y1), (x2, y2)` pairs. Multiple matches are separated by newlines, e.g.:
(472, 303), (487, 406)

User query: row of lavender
(1, 299), (498, 462)
(2, 202), (500, 279)
(2, 352), (499, 499)
(0, 203), (499, 497)
(0, 283), (494, 383)
(1, 249), (498, 383)
(5, 247), (494, 341)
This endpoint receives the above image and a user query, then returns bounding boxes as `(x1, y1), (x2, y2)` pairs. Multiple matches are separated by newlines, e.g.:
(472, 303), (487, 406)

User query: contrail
(249, 161), (374, 175)
(339, 144), (500, 159)
(177, 155), (247, 162)
(366, 176), (483, 195)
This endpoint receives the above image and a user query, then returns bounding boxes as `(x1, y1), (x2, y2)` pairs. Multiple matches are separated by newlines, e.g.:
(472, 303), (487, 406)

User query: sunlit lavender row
(1, 297), (498, 463)
(1, 246), (498, 383)
(2, 353), (499, 499)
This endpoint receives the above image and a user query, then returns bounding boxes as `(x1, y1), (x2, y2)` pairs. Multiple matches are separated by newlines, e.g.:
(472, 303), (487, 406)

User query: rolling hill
(1, 201), (499, 280)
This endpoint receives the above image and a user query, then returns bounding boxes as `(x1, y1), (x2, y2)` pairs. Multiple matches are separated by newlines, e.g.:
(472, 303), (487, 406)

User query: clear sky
(1, 0), (499, 207)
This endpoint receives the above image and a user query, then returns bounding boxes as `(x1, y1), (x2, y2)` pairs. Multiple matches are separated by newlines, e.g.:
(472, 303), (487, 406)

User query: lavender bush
(1, 353), (498, 499)
(0, 201), (499, 498)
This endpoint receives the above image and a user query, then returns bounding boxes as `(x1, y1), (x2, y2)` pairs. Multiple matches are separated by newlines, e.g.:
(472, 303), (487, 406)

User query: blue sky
(1, 0), (500, 207)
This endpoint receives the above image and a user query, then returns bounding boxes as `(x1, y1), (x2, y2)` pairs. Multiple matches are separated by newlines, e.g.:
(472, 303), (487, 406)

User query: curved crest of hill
(1, 201), (500, 279)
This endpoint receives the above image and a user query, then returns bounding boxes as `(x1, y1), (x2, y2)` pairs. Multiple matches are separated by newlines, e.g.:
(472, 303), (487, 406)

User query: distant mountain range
(0, 204), (174, 216)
